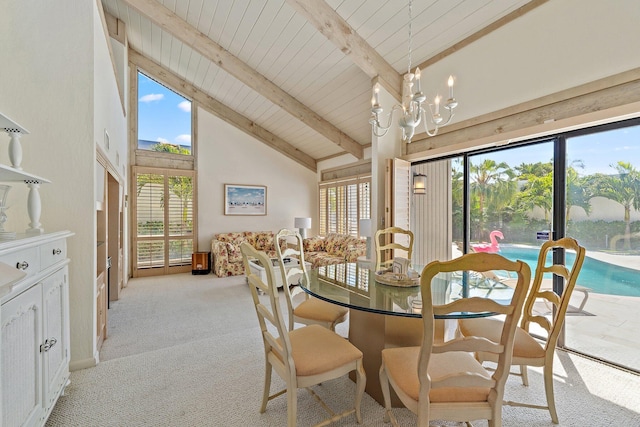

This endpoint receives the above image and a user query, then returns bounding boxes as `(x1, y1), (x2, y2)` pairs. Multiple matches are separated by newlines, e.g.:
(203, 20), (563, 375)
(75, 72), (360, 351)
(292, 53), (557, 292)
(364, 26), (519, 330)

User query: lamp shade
(413, 174), (427, 194)
(294, 217), (311, 229)
(359, 219), (372, 237)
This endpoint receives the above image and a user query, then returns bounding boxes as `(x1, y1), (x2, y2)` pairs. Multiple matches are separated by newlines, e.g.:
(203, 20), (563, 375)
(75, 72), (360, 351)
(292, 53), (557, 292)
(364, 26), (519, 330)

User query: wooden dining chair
(374, 226), (414, 271)
(275, 229), (348, 331)
(241, 242), (366, 427)
(458, 237), (586, 424)
(379, 252), (531, 427)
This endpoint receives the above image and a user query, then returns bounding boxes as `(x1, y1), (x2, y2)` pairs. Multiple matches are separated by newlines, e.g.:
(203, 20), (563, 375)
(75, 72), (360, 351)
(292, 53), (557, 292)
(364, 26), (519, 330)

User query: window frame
(132, 166), (197, 277)
(319, 174), (371, 237)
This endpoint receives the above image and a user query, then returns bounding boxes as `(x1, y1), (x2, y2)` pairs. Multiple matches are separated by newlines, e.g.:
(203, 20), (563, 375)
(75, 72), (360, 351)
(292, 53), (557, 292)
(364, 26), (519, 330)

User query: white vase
(0, 184), (16, 240)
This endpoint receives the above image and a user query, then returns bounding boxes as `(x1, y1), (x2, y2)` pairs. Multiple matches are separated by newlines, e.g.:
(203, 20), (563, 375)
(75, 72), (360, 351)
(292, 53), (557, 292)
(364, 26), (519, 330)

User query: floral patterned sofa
(303, 233), (366, 269)
(211, 231), (282, 277)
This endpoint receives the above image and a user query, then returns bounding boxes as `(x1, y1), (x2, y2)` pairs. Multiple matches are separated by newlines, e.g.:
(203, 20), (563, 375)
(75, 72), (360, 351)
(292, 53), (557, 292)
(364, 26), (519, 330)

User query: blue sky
(137, 73), (192, 147)
(226, 186), (265, 205)
(472, 124), (640, 176)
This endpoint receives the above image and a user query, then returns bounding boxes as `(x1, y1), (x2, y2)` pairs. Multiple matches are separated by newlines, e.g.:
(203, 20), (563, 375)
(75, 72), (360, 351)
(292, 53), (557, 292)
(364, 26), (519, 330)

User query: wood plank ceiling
(101, 0), (537, 171)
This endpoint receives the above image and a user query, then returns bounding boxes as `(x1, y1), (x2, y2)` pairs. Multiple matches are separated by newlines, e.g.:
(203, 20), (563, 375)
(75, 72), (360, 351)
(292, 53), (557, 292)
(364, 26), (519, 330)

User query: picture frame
(224, 184), (267, 216)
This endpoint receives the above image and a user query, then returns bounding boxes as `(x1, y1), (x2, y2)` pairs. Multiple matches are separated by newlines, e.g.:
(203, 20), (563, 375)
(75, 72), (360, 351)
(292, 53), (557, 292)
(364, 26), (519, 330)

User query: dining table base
(348, 309), (452, 407)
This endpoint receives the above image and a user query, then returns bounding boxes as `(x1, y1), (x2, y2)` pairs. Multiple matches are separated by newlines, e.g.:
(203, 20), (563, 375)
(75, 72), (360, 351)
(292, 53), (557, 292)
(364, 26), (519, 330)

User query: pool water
(498, 245), (640, 297)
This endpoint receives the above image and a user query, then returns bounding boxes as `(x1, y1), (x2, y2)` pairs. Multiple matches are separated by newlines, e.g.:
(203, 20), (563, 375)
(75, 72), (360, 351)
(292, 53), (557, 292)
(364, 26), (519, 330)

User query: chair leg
(354, 359), (366, 424)
(379, 362), (397, 426)
(260, 361), (272, 413)
(520, 364), (529, 386)
(543, 364), (559, 424)
(287, 386), (297, 427)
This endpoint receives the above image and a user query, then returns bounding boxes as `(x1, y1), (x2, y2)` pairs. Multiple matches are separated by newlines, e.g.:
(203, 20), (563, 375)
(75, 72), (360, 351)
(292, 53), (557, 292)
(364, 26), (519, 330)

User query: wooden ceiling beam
(406, 68), (640, 159)
(122, 0), (363, 160)
(129, 49), (317, 172)
(286, 0), (402, 101)
(416, 0), (549, 70)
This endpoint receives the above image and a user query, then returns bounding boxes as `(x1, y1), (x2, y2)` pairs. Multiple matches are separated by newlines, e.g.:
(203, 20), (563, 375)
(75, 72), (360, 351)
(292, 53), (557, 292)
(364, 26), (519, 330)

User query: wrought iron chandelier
(369, 0), (459, 142)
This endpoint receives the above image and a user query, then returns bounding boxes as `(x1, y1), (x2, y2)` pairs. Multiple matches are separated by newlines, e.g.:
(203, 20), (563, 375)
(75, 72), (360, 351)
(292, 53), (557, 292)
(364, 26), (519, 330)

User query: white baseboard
(69, 355), (98, 371)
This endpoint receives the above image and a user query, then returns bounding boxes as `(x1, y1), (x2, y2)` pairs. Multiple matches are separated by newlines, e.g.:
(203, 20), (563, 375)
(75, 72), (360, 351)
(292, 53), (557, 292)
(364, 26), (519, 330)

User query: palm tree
(566, 162), (593, 221)
(449, 159), (466, 242)
(517, 171), (553, 222)
(589, 161), (640, 250)
(515, 161), (553, 178)
(486, 177), (518, 229)
(470, 159), (514, 240)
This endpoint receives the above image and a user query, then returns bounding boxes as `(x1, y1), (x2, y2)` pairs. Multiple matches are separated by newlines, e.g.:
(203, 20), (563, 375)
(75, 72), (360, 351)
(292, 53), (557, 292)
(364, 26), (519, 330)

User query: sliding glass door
(415, 118), (640, 372)
(468, 142), (554, 256)
(564, 124), (640, 370)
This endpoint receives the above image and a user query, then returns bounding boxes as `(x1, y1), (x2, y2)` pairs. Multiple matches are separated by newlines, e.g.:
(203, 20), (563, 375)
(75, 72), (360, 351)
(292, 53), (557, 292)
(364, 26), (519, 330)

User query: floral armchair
(211, 231), (281, 277)
(303, 233), (366, 269)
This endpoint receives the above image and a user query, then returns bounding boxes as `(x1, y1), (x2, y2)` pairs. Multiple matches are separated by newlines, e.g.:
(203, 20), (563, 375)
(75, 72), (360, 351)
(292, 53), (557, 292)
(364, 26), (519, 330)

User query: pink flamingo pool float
(471, 230), (504, 253)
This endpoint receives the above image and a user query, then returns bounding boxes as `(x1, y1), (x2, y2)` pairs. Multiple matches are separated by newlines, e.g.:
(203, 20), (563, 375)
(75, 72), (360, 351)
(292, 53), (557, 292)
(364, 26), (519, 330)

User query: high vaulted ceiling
(101, 0), (540, 171)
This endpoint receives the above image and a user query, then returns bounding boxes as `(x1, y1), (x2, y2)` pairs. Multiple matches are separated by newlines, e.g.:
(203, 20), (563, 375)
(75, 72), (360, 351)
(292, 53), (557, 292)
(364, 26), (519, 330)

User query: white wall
(197, 109), (318, 247)
(1, 0), (95, 368)
(1, 0), (127, 370)
(95, 30), (128, 182)
(422, 0), (640, 125)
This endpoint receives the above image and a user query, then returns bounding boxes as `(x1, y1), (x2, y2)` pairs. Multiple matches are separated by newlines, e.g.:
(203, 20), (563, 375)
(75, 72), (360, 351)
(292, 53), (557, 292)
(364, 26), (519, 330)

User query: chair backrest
(275, 229), (310, 330)
(374, 226), (414, 271)
(522, 237), (586, 350)
(240, 242), (295, 373)
(418, 252), (531, 407)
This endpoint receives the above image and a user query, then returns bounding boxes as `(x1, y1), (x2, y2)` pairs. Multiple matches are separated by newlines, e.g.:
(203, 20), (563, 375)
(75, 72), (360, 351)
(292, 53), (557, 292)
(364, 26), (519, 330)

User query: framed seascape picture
(224, 184), (267, 216)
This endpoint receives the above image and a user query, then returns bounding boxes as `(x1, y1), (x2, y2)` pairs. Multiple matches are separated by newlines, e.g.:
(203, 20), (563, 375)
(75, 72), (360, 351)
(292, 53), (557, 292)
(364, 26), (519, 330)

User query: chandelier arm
(373, 109), (395, 132)
(420, 109), (440, 137)
(372, 127), (390, 138)
(371, 104), (405, 137)
(439, 110), (455, 127)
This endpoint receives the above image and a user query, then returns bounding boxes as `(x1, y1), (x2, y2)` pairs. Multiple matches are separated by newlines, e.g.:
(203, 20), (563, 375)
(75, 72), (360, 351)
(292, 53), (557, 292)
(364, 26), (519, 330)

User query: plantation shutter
(319, 174), (371, 237)
(133, 167), (196, 276)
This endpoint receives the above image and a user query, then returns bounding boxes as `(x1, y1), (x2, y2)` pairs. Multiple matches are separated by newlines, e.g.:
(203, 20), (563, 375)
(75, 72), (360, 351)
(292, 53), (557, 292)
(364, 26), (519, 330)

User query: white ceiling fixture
(369, 0), (459, 143)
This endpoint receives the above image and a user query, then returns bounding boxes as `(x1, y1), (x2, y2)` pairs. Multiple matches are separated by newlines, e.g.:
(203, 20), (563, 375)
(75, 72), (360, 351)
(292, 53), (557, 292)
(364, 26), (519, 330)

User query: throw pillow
(254, 231), (275, 251)
(303, 236), (325, 252)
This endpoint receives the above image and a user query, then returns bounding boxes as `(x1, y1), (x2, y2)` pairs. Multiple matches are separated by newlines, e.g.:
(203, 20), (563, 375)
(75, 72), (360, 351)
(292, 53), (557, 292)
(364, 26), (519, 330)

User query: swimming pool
(498, 245), (640, 297)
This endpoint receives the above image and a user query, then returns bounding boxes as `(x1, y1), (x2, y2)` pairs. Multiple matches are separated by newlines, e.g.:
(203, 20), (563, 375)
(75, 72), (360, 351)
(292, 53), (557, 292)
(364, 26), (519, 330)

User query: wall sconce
(413, 173), (427, 194)
(294, 217), (311, 239)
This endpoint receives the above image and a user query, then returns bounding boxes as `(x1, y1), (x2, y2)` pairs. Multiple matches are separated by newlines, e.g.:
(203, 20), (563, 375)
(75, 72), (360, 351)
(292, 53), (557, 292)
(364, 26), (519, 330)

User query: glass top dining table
(299, 262), (515, 319)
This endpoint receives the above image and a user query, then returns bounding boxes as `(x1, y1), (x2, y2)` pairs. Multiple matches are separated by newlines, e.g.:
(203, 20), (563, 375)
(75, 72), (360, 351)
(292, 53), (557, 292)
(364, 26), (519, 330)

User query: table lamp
(294, 217), (311, 239)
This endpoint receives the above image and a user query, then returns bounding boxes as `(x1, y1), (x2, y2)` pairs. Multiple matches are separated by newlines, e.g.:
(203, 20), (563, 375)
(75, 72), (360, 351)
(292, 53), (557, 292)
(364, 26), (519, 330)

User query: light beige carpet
(46, 273), (640, 426)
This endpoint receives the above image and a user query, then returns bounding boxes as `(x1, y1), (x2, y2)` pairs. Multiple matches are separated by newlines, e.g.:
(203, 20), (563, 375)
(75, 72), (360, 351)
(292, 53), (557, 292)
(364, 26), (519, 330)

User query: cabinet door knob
(40, 337), (58, 352)
(53, 248), (62, 255)
(16, 261), (29, 270)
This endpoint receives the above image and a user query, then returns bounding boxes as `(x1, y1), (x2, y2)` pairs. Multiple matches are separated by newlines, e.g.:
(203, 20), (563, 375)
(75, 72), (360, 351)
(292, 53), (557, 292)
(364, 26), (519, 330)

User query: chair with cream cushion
(241, 242), (366, 427)
(458, 237), (586, 424)
(374, 226), (414, 271)
(379, 252), (531, 427)
(276, 228), (348, 331)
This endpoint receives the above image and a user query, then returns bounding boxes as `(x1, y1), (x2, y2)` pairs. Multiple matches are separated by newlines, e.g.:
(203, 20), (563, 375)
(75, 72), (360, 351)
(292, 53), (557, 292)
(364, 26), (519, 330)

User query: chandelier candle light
(370, 0), (458, 142)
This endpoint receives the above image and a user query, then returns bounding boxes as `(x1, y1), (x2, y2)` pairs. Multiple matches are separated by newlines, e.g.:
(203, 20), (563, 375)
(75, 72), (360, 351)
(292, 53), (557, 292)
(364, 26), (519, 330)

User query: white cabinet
(0, 231), (72, 427)
(42, 268), (70, 413)
(1, 283), (42, 427)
